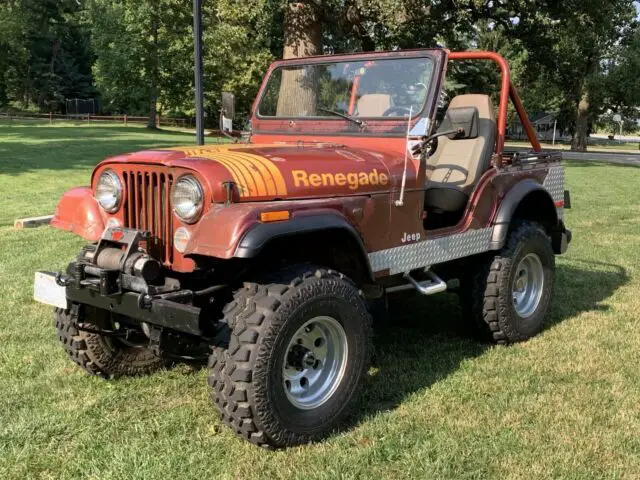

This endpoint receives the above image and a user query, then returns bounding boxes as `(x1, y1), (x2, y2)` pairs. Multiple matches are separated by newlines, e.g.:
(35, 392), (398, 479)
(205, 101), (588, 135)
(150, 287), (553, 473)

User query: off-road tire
(461, 221), (555, 344)
(55, 305), (167, 379)
(207, 266), (373, 448)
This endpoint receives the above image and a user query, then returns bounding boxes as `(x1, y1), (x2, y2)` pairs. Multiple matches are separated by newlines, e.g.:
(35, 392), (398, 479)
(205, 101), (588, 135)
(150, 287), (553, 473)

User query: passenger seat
(424, 94), (497, 213)
(356, 94), (391, 117)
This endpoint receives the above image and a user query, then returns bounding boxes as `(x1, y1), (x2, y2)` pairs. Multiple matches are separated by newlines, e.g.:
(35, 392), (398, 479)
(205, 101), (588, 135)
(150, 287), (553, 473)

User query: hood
(100, 143), (402, 202)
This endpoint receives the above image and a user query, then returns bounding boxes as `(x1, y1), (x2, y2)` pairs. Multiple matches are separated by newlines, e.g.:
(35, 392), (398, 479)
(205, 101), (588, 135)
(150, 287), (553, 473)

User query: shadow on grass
(351, 259), (628, 421)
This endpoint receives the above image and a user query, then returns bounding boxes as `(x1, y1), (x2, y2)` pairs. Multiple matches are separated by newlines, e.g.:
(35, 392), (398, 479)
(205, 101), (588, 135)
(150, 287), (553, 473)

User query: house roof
(529, 112), (555, 124)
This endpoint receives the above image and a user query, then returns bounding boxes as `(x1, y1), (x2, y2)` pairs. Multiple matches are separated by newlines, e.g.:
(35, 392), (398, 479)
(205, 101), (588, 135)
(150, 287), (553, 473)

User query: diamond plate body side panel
(369, 228), (493, 274)
(543, 165), (565, 220)
(543, 166), (564, 202)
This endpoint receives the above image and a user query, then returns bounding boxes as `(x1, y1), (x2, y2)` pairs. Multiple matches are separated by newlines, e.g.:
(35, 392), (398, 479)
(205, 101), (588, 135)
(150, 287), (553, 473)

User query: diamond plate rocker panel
(369, 228), (493, 274)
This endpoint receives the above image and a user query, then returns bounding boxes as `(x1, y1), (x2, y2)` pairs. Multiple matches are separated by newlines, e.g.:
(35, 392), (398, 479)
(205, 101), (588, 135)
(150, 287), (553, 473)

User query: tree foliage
(1, 0), (639, 149)
(0, 0), (94, 111)
(595, 28), (640, 136)
(493, 0), (638, 150)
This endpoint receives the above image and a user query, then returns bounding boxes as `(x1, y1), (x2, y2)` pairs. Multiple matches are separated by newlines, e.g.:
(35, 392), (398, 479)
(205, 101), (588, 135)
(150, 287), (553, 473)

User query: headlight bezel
(171, 174), (204, 224)
(95, 169), (123, 213)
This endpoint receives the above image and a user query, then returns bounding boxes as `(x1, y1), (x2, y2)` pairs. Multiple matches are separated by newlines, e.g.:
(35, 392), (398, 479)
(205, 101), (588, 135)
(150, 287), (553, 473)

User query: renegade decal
(291, 169), (389, 190)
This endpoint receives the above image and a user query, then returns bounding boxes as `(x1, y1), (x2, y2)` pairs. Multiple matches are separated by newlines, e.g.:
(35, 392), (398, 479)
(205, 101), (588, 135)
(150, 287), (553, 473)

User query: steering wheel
(382, 106), (413, 117)
(424, 137), (438, 159)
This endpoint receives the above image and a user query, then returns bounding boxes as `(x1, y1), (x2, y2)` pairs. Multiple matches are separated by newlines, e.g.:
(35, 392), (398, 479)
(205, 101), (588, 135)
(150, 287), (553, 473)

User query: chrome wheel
(283, 316), (348, 410)
(512, 253), (544, 318)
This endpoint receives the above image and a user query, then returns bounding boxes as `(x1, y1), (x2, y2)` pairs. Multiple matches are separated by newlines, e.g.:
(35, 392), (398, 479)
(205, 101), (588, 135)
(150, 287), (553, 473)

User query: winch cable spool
(93, 247), (162, 283)
(93, 247), (124, 270)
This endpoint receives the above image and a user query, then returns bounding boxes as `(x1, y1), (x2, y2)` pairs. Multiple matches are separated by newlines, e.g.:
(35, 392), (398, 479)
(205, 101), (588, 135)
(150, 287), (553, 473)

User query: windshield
(258, 57), (435, 119)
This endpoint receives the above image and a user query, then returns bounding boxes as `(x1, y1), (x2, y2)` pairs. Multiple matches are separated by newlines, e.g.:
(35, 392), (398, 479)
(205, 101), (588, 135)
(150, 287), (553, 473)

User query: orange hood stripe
(232, 152), (288, 197)
(211, 154), (256, 197)
(167, 146), (288, 197)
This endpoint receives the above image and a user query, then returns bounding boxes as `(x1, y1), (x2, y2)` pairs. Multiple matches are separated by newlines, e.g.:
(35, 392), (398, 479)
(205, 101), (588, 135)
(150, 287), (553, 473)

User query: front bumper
(35, 269), (203, 336)
(35, 227), (207, 337)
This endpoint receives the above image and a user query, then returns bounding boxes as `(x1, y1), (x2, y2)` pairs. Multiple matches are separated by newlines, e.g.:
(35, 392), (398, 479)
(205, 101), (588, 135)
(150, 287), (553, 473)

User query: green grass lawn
(1, 122), (640, 479)
(0, 121), (200, 226)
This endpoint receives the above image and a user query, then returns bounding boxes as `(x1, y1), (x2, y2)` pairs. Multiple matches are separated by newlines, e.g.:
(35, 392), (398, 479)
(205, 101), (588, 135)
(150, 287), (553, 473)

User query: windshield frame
(252, 50), (443, 127)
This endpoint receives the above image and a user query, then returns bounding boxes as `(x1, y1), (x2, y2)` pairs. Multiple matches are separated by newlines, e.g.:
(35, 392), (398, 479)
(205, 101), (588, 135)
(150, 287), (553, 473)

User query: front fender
(183, 203), (372, 281)
(234, 212), (368, 259)
(50, 187), (105, 241)
(184, 203), (262, 259)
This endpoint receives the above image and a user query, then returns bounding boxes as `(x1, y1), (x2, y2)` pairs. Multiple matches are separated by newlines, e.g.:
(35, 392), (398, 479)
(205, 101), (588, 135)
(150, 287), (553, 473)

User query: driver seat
(424, 94), (497, 213)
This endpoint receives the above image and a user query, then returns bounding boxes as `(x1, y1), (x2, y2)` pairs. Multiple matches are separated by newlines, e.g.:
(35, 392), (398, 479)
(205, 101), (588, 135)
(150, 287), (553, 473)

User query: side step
(386, 270), (448, 296)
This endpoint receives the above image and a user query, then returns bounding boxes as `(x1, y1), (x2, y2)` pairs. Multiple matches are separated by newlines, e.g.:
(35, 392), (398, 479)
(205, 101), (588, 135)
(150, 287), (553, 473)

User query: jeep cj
(34, 49), (571, 448)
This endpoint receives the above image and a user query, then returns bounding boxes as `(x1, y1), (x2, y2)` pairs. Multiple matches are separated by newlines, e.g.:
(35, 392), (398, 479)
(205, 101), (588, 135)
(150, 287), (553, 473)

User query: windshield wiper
(317, 108), (366, 128)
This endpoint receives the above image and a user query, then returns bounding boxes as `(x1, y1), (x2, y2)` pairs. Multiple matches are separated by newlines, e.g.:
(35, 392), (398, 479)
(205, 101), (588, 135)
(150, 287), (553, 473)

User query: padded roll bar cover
(490, 179), (559, 249)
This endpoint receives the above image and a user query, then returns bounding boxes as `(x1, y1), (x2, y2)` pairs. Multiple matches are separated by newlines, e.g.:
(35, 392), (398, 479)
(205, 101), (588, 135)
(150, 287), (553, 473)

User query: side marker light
(259, 211), (290, 223)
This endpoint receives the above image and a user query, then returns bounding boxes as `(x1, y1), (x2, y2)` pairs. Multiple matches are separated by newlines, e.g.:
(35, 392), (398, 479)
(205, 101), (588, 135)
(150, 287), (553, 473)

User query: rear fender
(51, 187), (106, 241)
(490, 180), (559, 249)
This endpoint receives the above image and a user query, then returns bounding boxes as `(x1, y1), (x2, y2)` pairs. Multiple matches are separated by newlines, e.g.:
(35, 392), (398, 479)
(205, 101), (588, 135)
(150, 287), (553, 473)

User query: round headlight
(172, 175), (204, 223)
(96, 170), (122, 213)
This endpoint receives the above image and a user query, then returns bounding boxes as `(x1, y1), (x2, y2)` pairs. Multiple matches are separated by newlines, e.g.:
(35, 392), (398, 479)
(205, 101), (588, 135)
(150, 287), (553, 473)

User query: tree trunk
(571, 88), (589, 152)
(148, 92), (158, 129)
(24, 65), (30, 110)
(147, 16), (159, 129)
(571, 57), (597, 153)
(276, 2), (322, 117)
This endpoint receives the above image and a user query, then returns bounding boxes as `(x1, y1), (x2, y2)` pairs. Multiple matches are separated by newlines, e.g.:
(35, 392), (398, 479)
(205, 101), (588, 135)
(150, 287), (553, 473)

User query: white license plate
(33, 272), (67, 309)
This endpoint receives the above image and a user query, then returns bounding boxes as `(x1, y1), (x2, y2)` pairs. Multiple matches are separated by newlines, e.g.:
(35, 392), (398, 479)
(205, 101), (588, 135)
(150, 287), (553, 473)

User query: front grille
(122, 169), (174, 265)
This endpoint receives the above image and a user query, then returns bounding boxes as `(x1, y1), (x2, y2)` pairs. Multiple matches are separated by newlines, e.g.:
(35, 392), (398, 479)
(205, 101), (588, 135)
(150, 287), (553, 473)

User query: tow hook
(137, 293), (153, 310)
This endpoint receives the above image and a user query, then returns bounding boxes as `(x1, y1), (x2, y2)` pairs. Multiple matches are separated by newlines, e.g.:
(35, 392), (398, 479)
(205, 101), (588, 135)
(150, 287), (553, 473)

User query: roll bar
(448, 51), (541, 154)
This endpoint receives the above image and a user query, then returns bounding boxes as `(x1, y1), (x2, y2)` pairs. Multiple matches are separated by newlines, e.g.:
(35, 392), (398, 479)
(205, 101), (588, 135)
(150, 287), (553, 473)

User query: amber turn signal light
(259, 210), (290, 222)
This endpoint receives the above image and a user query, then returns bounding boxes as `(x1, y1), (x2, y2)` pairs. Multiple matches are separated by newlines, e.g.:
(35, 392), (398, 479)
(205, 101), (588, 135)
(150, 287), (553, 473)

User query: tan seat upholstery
(424, 94), (497, 212)
(356, 94), (391, 117)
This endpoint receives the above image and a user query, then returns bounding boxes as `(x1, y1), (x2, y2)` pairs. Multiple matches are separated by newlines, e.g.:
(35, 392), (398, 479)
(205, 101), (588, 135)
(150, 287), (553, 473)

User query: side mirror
(220, 92), (235, 132)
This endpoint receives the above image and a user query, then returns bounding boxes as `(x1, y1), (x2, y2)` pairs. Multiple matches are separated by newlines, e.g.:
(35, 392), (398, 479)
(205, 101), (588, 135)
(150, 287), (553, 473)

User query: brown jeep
(34, 49), (571, 448)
